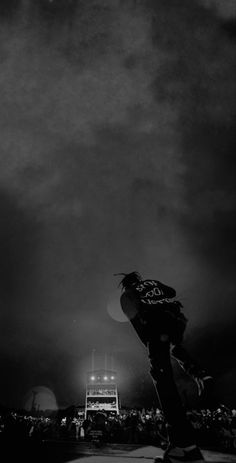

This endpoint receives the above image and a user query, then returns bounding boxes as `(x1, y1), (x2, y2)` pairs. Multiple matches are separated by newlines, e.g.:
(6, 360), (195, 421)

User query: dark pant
(148, 335), (198, 447)
(171, 343), (208, 380)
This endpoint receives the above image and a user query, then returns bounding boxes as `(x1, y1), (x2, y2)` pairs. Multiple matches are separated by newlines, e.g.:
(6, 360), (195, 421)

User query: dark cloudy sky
(0, 0), (236, 411)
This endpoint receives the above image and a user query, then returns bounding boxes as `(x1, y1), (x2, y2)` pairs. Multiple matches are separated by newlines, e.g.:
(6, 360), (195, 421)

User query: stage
(39, 441), (236, 463)
(2, 438), (236, 462)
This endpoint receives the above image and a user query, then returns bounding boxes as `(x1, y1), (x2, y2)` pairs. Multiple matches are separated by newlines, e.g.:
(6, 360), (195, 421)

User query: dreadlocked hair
(114, 272), (142, 289)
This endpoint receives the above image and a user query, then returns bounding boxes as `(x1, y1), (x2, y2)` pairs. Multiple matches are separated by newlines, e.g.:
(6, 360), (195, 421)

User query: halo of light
(107, 291), (128, 323)
(23, 386), (58, 412)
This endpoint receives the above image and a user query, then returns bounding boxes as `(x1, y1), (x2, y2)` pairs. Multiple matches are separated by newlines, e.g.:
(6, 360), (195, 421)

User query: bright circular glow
(91, 376), (95, 381)
(23, 386), (58, 412)
(111, 376), (115, 380)
(107, 291), (128, 323)
(104, 376), (108, 380)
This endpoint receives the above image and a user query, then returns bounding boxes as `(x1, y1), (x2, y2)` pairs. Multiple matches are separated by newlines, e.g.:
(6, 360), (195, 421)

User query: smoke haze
(0, 0), (235, 409)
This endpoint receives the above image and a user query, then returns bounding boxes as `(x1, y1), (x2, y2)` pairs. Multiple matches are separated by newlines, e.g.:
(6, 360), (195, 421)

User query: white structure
(85, 369), (119, 418)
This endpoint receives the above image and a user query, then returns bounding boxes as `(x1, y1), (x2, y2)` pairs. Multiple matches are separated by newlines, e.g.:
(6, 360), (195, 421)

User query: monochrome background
(0, 0), (235, 411)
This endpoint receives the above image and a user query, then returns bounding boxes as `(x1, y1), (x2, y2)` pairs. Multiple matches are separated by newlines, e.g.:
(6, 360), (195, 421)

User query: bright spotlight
(111, 376), (115, 380)
(91, 376), (95, 381)
(103, 376), (108, 380)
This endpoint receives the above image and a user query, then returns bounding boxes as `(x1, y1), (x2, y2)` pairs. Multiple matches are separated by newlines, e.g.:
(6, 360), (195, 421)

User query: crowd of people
(0, 406), (236, 453)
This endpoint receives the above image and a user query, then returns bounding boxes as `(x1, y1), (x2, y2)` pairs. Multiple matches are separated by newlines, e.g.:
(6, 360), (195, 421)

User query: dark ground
(2, 437), (236, 463)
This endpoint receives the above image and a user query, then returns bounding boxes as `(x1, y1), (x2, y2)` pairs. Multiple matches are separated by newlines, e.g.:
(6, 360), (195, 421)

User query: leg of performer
(148, 334), (205, 462)
(170, 343), (213, 398)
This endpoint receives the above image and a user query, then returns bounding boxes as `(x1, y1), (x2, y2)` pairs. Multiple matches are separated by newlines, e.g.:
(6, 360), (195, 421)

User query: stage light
(90, 376), (95, 381)
(111, 376), (115, 380)
(103, 376), (108, 380)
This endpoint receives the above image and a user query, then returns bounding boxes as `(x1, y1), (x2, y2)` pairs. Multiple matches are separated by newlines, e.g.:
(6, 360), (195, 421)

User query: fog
(0, 0), (235, 410)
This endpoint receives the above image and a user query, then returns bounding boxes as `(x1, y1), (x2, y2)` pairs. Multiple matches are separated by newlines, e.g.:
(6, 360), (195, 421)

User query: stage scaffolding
(85, 369), (119, 418)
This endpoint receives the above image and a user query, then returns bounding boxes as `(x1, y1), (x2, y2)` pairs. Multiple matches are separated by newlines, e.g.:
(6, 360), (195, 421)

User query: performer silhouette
(116, 271), (213, 463)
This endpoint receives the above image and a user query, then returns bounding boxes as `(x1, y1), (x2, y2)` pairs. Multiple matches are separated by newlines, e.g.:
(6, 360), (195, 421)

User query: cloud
(201, 0), (236, 18)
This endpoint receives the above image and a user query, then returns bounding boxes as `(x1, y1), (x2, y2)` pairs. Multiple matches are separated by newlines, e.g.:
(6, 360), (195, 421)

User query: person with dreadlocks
(116, 271), (213, 463)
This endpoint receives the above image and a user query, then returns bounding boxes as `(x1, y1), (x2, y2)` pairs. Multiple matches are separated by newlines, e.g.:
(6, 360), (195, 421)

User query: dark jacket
(120, 279), (187, 345)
